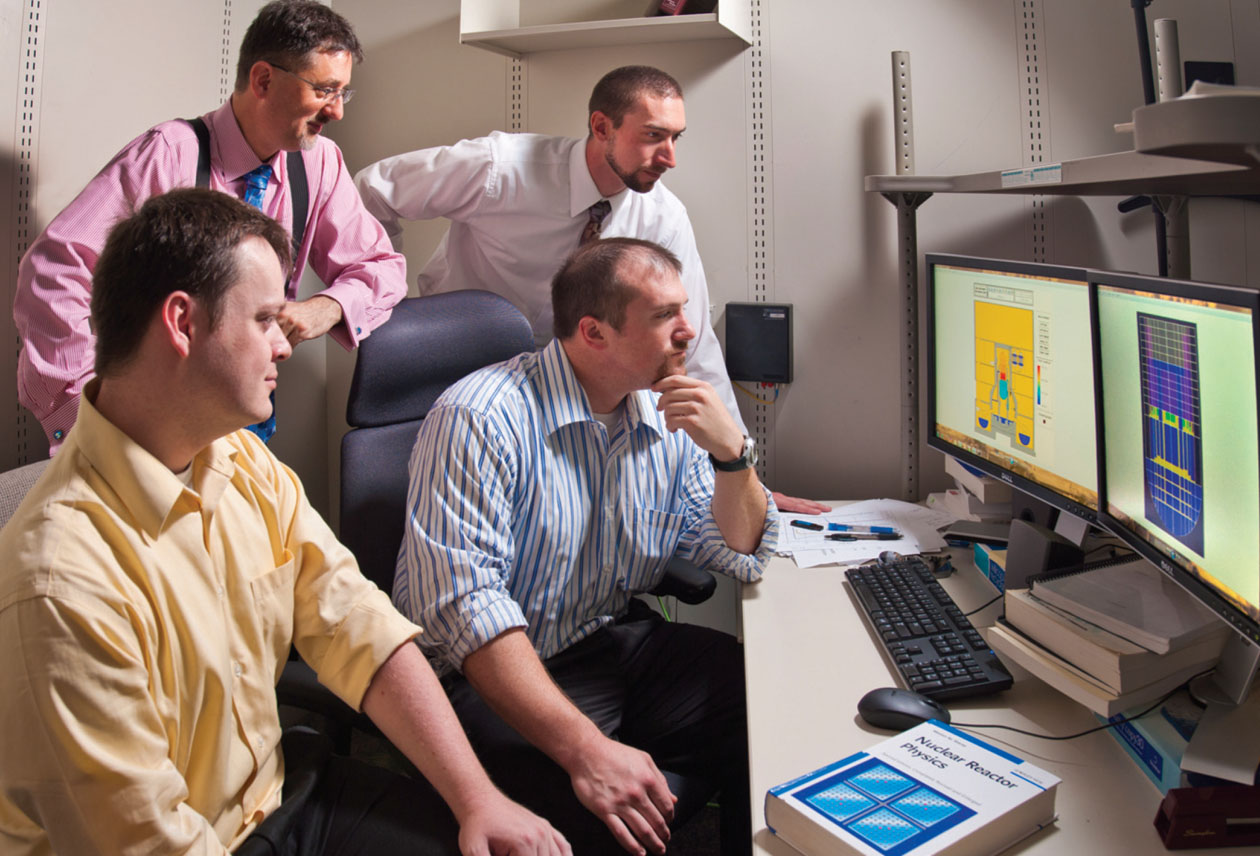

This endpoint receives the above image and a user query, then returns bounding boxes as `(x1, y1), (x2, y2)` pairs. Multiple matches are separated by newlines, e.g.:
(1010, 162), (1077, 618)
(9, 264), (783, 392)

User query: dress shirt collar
(568, 136), (629, 219)
(211, 99), (288, 184)
(72, 380), (238, 539)
(536, 340), (664, 441)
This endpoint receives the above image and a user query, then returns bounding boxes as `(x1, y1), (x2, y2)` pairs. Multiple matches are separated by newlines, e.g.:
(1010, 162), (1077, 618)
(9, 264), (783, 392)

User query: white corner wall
(3, 0), (1257, 523)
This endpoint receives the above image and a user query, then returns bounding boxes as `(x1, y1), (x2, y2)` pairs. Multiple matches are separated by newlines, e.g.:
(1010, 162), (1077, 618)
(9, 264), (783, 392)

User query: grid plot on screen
(1137, 313), (1204, 553)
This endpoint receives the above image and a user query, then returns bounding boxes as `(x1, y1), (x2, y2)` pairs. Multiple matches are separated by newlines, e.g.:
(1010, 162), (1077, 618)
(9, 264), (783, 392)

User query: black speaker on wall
(724, 303), (793, 384)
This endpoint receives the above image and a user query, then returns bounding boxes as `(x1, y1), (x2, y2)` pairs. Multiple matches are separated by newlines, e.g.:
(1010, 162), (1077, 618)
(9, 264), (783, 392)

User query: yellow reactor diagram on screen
(974, 300), (1036, 454)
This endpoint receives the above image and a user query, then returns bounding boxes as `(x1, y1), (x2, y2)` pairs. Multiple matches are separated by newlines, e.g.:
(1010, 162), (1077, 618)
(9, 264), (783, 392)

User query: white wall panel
(7, 0), (1255, 523)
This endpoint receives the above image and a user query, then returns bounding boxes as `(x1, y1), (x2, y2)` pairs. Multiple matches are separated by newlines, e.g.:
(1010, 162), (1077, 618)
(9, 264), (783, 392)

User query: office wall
(329, 0), (1260, 511)
(1, 0), (1256, 522)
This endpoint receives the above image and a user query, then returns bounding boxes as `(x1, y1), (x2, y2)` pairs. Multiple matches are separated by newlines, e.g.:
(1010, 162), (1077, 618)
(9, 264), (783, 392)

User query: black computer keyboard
(845, 553), (1013, 701)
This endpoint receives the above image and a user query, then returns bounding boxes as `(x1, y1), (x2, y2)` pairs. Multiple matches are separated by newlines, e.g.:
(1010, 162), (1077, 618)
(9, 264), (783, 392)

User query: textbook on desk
(766, 720), (1059, 856)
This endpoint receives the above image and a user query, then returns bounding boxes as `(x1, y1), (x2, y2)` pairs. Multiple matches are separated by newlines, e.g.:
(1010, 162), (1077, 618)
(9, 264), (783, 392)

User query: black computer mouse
(857, 687), (951, 731)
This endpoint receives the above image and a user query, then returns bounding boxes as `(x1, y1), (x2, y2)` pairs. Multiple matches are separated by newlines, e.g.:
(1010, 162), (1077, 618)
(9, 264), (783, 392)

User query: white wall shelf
(865, 150), (1260, 198)
(459, 1), (750, 58)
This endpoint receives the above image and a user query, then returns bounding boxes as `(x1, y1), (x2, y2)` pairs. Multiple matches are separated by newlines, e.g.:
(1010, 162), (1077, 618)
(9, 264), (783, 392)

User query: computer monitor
(1094, 270), (1260, 711)
(926, 254), (1100, 526)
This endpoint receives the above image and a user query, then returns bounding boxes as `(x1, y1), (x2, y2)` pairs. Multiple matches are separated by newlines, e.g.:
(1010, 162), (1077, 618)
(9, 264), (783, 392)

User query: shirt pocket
(248, 551), (297, 672)
(623, 507), (687, 589)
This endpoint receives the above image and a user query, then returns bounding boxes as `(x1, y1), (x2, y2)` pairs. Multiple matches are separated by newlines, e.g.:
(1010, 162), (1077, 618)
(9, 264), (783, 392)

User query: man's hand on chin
(651, 375), (742, 460)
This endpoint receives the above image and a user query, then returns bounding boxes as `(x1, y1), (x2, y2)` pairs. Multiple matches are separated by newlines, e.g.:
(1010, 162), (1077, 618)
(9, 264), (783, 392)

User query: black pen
(826, 532), (901, 541)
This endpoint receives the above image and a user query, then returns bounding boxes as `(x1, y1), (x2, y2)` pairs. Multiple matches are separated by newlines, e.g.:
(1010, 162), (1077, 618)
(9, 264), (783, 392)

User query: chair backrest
(340, 290), (534, 593)
(0, 459), (50, 529)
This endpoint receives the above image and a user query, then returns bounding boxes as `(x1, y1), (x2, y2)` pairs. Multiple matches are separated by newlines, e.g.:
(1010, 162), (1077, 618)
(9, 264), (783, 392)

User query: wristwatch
(710, 436), (757, 472)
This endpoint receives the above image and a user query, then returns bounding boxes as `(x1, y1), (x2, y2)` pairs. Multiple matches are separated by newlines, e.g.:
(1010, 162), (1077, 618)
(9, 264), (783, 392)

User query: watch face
(743, 437), (758, 466)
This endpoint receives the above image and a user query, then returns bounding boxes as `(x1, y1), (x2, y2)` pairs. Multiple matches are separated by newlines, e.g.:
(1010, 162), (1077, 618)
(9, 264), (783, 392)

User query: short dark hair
(588, 66), (683, 128)
(235, 0), (364, 91)
(91, 188), (292, 377)
(552, 238), (682, 339)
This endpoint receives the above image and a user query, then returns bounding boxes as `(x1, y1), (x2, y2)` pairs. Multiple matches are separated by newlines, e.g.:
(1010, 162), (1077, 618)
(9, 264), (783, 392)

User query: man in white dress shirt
(355, 65), (827, 514)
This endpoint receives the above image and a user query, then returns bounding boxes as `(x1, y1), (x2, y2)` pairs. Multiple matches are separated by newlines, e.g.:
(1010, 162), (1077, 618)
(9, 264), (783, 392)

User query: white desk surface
(741, 539), (1217, 855)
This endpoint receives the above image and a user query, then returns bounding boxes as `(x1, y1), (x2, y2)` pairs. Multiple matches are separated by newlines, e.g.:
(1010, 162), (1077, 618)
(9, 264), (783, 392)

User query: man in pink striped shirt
(14, 0), (405, 452)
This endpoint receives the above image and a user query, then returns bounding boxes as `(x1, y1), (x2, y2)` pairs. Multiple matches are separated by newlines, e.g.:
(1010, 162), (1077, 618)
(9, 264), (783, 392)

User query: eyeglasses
(269, 62), (355, 105)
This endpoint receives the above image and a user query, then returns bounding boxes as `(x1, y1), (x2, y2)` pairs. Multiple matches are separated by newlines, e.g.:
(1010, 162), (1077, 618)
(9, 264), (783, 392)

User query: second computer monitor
(926, 254), (1099, 521)
(1095, 271), (1260, 654)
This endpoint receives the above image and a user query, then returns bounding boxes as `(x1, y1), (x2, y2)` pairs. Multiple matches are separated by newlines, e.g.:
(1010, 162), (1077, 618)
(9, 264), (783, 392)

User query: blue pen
(790, 519), (825, 531)
(827, 523), (901, 536)
(827, 532), (900, 541)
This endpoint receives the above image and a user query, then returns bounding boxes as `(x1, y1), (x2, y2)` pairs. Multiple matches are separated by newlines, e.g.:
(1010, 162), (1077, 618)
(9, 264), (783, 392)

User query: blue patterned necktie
(242, 164), (272, 209)
(242, 164), (278, 444)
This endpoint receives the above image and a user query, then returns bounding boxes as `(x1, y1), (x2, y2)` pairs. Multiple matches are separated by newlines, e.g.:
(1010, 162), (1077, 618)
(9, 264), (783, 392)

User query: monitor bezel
(925, 253), (1101, 524)
(1092, 268), (1260, 648)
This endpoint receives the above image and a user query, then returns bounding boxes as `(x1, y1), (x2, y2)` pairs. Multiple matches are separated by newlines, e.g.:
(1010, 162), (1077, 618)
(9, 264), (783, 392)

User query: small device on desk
(845, 552), (1013, 701)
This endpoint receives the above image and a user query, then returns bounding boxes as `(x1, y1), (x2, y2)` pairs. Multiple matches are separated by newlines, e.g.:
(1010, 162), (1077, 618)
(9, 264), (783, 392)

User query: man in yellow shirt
(0, 188), (569, 855)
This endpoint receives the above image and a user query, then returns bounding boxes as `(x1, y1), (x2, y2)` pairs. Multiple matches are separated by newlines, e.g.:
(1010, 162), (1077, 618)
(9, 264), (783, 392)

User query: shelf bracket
(881, 190), (933, 502)
(1152, 194), (1191, 280)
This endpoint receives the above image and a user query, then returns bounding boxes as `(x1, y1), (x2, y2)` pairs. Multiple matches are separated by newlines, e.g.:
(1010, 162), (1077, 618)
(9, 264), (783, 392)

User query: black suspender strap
(285, 149), (308, 260)
(186, 117), (212, 189)
(182, 117), (309, 262)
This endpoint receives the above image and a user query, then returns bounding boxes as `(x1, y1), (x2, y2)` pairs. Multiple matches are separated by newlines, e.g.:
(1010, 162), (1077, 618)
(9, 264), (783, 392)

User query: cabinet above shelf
(459, 1), (751, 58)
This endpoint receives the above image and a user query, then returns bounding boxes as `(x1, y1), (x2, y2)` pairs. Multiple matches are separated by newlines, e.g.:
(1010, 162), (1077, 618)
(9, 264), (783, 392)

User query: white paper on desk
(777, 499), (948, 567)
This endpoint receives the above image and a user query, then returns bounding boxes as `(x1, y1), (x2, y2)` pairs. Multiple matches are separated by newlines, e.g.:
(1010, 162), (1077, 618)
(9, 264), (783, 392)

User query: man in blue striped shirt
(395, 237), (779, 856)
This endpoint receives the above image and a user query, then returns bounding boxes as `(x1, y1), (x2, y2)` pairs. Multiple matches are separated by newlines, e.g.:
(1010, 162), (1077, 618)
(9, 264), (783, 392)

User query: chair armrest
(650, 556), (716, 605)
(277, 660), (376, 752)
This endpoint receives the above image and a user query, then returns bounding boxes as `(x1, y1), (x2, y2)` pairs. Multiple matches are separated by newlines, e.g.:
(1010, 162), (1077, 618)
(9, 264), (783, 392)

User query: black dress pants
(445, 600), (752, 855)
(235, 727), (461, 856)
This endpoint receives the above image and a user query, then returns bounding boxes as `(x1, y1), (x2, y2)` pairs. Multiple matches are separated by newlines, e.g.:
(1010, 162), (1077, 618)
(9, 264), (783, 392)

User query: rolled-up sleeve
(393, 402), (528, 672)
(254, 441), (420, 711)
(674, 444), (780, 582)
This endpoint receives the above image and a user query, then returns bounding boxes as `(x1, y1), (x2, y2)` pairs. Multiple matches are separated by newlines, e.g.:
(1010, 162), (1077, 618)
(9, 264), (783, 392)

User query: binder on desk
(1027, 558), (1226, 655)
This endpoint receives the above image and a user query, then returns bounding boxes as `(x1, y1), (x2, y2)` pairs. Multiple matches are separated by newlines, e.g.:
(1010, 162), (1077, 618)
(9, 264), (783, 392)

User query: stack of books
(938, 457), (1012, 523)
(989, 559), (1230, 717)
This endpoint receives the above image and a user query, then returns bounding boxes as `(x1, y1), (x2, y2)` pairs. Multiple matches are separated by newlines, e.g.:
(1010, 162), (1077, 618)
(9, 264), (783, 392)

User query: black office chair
(277, 290), (538, 742)
(279, 289), (717, 818)
(337, 289), (715, 603)
(339, 290), (536, 592)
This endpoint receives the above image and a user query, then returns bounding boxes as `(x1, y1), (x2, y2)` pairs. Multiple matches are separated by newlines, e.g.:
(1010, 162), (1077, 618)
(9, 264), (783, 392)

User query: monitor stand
(1180, 634), (1260, 785)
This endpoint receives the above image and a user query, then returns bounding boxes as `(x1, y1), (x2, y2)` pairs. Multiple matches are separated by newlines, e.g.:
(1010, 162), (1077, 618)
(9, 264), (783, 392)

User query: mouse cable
(949, 669), (1211, 741)
(963, 592), (1002, 618)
